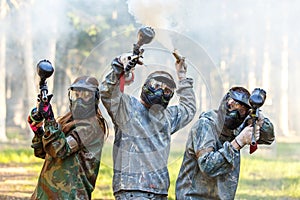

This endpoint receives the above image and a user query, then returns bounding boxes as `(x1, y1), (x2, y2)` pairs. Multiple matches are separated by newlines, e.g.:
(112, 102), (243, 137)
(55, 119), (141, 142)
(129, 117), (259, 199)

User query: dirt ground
(0, 163), (34, 200)
(0, 141), (35, 200)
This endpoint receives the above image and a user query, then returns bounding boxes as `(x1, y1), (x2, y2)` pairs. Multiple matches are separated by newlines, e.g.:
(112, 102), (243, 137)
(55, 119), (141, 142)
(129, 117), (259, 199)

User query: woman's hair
(57, 108), (108, 138)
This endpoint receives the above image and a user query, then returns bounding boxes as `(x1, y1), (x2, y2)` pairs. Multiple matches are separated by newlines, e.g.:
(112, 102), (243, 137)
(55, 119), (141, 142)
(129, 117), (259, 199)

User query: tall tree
(0, 0), (13, 142)
(0, 30), (8, 142)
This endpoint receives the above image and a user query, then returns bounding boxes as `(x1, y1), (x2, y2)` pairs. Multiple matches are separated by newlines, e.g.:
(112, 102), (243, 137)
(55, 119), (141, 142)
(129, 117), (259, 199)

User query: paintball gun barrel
(249, 88), (266, 145)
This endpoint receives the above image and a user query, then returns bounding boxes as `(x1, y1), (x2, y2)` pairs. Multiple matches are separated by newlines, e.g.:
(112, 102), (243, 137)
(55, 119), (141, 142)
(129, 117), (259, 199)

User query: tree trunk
(280, 36), (289, 136)
(23, 7), (36, 134)
(0, 32), (8, 142)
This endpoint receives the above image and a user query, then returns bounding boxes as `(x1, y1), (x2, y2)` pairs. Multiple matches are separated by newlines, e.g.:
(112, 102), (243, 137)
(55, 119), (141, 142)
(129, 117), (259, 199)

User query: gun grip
(250, 125), (258, 154)
(250, 143), (258, 154)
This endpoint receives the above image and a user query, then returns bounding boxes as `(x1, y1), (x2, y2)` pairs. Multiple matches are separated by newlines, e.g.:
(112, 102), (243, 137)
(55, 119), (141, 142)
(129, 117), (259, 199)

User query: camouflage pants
(114, 190), (168, 200)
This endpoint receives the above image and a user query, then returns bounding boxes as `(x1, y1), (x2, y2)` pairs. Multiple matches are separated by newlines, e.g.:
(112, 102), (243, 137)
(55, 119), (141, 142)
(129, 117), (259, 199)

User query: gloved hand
(37, 94), (54, 121)
(112, 54), (136, 90)
(175, 58), (187, 80)
(119, 53), (139, 73)
(27, 114), (44, 134)
(235, 125), (260, 148)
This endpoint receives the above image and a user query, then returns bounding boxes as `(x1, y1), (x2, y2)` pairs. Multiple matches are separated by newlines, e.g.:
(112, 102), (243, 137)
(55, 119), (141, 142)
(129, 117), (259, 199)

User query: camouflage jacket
(100, 59), (196, 195)
(31, 117), (105, 200)
(175, 110), (274, 200)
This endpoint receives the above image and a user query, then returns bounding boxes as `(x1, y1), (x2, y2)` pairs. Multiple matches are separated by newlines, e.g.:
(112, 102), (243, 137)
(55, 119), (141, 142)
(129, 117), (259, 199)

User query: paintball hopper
(136, 26), (155, 48)
(37, 60), (54, 81)
(249, 88), (266, 109)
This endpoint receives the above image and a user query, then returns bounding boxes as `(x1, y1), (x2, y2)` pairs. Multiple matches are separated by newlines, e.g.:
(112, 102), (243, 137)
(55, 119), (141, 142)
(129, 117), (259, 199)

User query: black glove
(257, 118), (275, 145)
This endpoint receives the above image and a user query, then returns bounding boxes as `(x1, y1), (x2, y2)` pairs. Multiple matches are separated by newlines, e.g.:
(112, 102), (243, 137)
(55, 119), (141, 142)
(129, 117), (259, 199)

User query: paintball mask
(141, 71), (176, 109)
(68, 76), (100, 119)
(224, 87), (251, 130)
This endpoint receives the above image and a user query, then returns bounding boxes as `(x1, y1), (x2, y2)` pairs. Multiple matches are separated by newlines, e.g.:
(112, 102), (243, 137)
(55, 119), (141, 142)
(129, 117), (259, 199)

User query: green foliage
(0, 143), (299, 199)
(66, 0), (136, 52)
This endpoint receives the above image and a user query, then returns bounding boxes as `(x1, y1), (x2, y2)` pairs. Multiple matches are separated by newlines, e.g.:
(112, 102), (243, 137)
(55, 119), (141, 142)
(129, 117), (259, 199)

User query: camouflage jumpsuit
(175, 110), (274, 200)
(100, 58), (196, 199)
(31, 116), (105, 200)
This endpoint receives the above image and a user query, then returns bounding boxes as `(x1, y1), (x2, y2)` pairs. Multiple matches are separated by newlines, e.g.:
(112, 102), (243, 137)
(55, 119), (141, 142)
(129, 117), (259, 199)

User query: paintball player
(100, 53), (196, 199)
(28, 61), (107, 200)
(175, 86), (275, 200)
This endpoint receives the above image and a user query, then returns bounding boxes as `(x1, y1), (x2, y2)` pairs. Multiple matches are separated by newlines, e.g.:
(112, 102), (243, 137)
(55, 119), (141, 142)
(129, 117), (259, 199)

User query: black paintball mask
(68, 76), (100, 119)
(140, 71), (176, 109)
(221, 87), (251, 130)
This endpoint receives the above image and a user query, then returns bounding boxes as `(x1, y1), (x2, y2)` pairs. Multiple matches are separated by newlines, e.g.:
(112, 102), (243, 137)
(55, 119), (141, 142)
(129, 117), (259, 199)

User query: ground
(0, 163), (33, 200)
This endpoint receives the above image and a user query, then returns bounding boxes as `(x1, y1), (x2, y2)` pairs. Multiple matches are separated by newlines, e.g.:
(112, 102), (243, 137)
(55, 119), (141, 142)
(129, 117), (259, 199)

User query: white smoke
(127, 0), (188, 51)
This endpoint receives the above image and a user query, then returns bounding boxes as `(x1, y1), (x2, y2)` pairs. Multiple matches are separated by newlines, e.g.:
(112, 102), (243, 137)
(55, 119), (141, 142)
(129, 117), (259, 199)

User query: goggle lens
(227, 97), (248, 117)
(148, 79), (174, 95)
(69, 89), (93, 101)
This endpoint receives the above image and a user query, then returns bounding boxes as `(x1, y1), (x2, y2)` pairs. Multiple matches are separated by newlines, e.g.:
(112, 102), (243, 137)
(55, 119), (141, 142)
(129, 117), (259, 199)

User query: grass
(237, 142), (300, 200)
(0, 142), (300, 200)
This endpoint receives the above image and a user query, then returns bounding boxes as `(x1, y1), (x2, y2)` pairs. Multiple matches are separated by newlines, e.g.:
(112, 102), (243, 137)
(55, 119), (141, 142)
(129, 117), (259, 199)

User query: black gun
(30, 60), (54, 122)
(249, 88), (266, 146)
(37, 59), (54, 102)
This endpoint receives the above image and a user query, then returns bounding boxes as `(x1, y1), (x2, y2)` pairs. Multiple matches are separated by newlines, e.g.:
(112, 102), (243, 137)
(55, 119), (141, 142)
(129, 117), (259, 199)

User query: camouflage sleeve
(167, 78), (196, 133)
(236, 115), (275, 145)
(100, 58), (124, 120)
(257, 117), (275, 145)
(68, 119), (102, 152)
(42, 121), (72, 159)
(100, 58), (131, 124)
(42, 119), (103, 159)
(194, 118), (239, 177)
(31, 127), (46, 159)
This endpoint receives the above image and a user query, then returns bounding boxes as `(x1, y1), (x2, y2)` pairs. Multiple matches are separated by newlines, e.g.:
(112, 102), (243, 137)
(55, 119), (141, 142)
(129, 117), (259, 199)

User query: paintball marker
(124, 26), (155, 72)
(119, 26), (155, 92)
(30, 60), (54, 122)
(37, 59), (54, 103)
(248, 88), (266, 153)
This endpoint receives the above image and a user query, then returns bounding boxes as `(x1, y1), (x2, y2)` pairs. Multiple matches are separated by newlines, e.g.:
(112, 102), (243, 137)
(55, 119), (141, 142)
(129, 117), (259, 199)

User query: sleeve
(194, 118), (240, 178)
(167, 78), (197, 134)
(31, 127), (46, 159)
(42, 119), (103, 159)
(41, 121), (72, 159)
(236, 115), (275, 145)
(100, 57), (131, 123)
